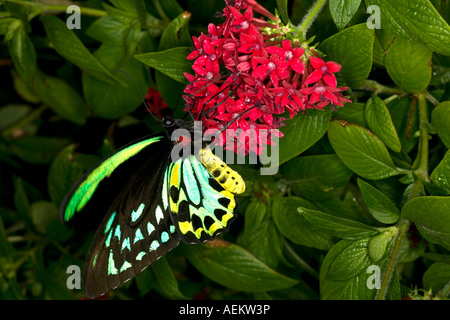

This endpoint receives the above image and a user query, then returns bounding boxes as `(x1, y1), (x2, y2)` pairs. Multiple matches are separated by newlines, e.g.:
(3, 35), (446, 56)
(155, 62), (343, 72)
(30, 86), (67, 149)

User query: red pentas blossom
(183, 0), (351, 155)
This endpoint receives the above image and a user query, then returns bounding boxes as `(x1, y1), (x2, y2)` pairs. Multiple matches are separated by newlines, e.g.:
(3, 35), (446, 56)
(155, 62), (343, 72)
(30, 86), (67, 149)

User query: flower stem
(375, 218), (409, 300)
(360, 80), (404, 95)
(297, 0), (328, 39)
(414, 93), (430, 182)
(375, 92), (429, 300)
(283, 240), (319, 279)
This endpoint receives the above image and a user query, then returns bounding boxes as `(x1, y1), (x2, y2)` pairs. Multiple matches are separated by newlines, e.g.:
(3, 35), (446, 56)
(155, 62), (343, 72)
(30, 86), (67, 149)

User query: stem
(375, 219), (409, 300)
(359, 80), (404, 96)
(283, 240), (319, 279)
(414, 93), (430, 182)
(297, 0), (327, 39)
(375, 92), (429, 300)
(3, 0), (107, 17)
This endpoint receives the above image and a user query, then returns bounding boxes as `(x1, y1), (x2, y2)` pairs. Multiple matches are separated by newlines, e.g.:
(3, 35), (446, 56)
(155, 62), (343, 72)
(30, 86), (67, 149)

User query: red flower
(183, 0), (351, 155)
(304, 57), (341, 87)
(252, 54), (289, 87)
(266, 40), (305, 74)
(300, 84), (350, 109)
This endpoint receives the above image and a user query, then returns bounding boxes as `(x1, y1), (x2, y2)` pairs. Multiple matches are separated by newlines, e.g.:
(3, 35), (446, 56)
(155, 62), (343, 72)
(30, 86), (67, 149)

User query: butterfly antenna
(115, 69), (162, 123)
(184, 73), (230, 120)
(200, 76), (243, 119)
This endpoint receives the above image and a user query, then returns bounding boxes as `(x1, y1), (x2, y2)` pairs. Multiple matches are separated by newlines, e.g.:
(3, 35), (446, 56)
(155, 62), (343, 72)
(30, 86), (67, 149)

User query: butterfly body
(60, 111), (245, 298)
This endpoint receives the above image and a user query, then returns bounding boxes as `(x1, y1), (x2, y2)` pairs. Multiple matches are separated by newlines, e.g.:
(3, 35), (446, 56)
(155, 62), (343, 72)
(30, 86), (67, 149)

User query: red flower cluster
(184, 0), (350, 155)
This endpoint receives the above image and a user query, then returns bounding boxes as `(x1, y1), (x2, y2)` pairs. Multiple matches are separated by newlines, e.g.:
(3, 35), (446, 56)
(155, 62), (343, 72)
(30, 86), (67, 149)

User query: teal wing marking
(166, 155), (238, 244)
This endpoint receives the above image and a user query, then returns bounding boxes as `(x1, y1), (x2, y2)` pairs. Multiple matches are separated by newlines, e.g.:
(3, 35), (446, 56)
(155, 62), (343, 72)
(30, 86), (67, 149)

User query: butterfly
(60, 107), (245, 298)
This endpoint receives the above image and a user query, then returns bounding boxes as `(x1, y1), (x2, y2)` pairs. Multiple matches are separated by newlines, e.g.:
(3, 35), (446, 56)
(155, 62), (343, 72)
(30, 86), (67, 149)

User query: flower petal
(304, 70), (323, 85)
(325, 61), (341, 73)
(309, 57), (325, 69)
(323, 73), (337, 87)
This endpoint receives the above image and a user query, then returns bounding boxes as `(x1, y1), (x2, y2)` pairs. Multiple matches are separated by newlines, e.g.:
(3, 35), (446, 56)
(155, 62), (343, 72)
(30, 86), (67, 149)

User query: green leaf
(86, 15), (138, 45)
(326, 238), (372, 280)
(135, 268), (156, 297)
(276, 0), (290, 24)
(135, 47), (192, 84)
(365, 95), (401, 153)
(30, 201), (58, 234)
(13, 177), (31, 226)
(328, 120), (400, 180)
(158, 11), (192, 50)
(281, 154), (352, 200)
(33, 70), (87, 125)
(332, 102), (366, 127)
(151, 257), (188, 299)
(430, 149), (450, 192)
(237, 199), (283, 268)
(372, 29), (395, 66)
(10, 136), (67, 164)
(422, 262), (450, 296)
(272, 197), (334, 250)
(364, 0), (450, 55)
(0, 104), (31, 131)
(329, 0), (362, 30)
(320, 239), (372, 299)
(7, 20), (36, 84)
(83, 45), (148, 119)
(276, 109), (332, 166)
(388, 96), (419, 153)
(368, 229), (396, 262)
(357, 178), (400, 224)
(385, 38), (432, 93)
(319, 23), (374, 88)
(158, 0), (184, 20)
(40, 15), (117, 84)
(184, 241), (298, 292)
(431, 101), (450, 148)
(320, 238), (399, 299)
(152, 11), (192, 113)
(11, 69), (40, 104)
(298, 207), (378, 240)
(401, 196), (450, 250)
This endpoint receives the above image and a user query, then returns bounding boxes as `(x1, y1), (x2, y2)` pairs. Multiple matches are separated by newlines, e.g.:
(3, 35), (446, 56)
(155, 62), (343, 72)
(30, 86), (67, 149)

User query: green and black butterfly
(60, 107), (245, 298)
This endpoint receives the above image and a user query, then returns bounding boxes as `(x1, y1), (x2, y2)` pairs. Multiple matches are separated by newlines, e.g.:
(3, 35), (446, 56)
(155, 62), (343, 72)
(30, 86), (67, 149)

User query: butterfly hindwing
(166, 153), (239, 244)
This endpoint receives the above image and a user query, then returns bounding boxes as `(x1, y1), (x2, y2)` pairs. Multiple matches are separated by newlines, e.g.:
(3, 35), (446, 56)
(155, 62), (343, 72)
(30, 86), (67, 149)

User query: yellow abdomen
(199, 148), (246, 194)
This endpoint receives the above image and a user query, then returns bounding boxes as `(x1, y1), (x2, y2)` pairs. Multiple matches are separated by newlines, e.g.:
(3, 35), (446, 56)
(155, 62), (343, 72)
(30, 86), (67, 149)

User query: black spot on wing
(191, 214), (203, 231)
(178, 201), (190, 222)
(170, 186), (179, 203)
(204, 216), (215, 230)
(214, 208), (226, 221)
(218, 198), (230, 208)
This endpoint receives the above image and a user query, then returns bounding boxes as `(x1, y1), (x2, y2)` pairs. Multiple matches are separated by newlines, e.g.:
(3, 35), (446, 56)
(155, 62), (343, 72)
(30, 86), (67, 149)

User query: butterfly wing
(60, 136), (181, 298)
(165, 152), (242, 244)
(61, 135), (244, 298)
